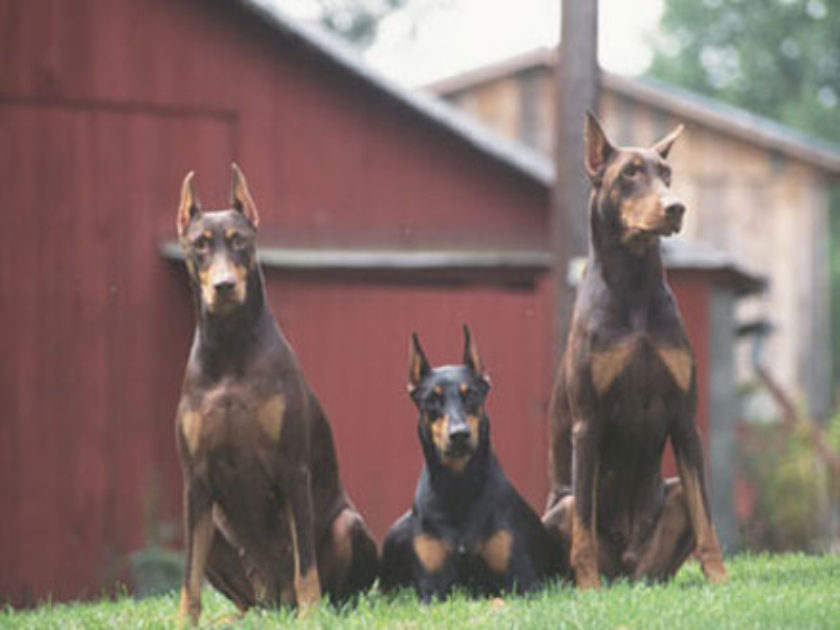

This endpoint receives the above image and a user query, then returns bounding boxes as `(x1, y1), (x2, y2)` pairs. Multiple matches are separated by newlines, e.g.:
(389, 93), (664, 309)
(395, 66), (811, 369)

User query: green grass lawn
(3, 553), (839, 629)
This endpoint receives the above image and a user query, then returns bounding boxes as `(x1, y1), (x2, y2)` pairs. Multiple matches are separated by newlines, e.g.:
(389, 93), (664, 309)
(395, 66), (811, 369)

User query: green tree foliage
(314, 0), (409, 49)
(649, 0), (840, 143)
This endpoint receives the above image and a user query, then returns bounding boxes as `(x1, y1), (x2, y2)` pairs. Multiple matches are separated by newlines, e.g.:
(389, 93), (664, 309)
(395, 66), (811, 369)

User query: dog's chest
(588, 334), (692, 410)
(179, 379), (287, 462)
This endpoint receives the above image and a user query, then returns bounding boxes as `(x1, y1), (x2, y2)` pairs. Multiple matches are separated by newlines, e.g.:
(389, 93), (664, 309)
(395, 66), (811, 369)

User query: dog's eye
(660, 166), (672, 186)
(461, 385), (486, 410)
(193, 237), (210, 254)
(622, 163), (640, 179)
(424, 394), (443, 416)
(461, 387), (476, 405)
(229, 233), (248, 251)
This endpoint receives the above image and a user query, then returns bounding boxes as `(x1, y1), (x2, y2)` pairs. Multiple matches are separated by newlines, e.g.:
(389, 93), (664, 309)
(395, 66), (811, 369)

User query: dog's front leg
(178, 479), (215, 626)
(671, 405), (727, 584)
(415, 557), (457, 603)
(571, 412), (601, 589)
(284, 465), (323, 612)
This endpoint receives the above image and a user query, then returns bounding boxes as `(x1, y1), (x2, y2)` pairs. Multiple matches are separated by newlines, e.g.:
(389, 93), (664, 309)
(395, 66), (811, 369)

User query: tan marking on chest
(590, 341), (636, 394)
(656, 347), (693, 392)
(413, 534), (450, 573)
(180, 410), (202, 455)
(257, 395), (286, 441)
(481, 529), (513, 575)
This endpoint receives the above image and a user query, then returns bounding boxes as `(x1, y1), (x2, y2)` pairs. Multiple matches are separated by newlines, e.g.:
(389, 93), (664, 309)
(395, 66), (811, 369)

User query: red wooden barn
(0, 0), (760, 605)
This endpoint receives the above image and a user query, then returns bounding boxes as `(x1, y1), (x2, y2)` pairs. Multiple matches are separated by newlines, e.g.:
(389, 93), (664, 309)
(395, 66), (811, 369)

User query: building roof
(661, 237), (766, 295)
(221, 6), (763, 294)
(427, 47), (840, 173)
(234, 0), (552, 186)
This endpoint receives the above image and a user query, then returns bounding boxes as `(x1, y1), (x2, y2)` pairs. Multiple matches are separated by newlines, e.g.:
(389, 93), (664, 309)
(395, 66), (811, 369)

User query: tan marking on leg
(413, 534), (450, 573)
(590, 341), (636, 394)
(286, 504), (322, 612)
(295, 566), (321, 615)
(633, 480), (692, 580)
(178, 508), (215, 626)
(256, 395), (286, 442)
(570, 511), (600, 589)
(570, 463), (600, 589)
(677, 463), (727, 584)
(481, 530), (513, 575)
(180, 411), (202, 455)
(656, 347), (693, 392)
(177, 587), (190, 626)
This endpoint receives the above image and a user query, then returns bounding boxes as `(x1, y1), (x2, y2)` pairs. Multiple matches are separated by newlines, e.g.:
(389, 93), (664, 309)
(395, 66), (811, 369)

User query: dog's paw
(702, 560), (729, 585)
(574, 567), (602, 590)
(177, 587), (200, 627)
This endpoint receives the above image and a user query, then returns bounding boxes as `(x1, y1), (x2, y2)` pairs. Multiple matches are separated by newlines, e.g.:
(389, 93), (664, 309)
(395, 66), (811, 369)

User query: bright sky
(271, 0), (665, 86)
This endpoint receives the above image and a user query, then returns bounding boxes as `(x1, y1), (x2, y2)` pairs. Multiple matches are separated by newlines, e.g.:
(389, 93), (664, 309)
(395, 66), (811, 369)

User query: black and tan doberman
(542, 113), (728, 588)
(381, 327), (564, 600)
(174, 165), (378, 625)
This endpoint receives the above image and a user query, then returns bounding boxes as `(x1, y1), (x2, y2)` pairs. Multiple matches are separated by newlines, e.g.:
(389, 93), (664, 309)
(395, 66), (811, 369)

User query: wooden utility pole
(552, 0), (599, 355)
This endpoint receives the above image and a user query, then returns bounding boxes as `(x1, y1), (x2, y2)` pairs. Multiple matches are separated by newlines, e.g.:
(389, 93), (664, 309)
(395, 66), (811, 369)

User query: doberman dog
(541, 113), (728, 588)
(380, 327), (564, 600)
(174, 165), (378, 625)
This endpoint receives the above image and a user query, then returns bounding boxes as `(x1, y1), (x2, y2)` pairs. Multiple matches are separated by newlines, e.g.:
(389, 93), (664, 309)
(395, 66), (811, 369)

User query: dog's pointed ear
(177, 171), (201, 237)
(584, 111), (615, 182)
(230, 163), (260, 228)
(651, 124), (684, 159)
(408, 332), (431, 393)
(462, 324), (487, 380)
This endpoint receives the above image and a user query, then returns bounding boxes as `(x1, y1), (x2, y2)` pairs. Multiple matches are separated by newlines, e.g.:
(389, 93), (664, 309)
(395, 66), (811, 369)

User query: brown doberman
(174, 165), (378, 625)
(380, 327), (564, 600)
(542, 113), (728, 588)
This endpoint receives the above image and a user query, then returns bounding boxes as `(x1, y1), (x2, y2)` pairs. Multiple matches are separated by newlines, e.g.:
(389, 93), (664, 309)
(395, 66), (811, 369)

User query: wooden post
(552, 0), (599, 354)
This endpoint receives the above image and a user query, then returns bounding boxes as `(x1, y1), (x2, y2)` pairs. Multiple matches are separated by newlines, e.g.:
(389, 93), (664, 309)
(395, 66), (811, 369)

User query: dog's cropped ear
(584, 111), (615, 182)
(462, 324), (487, 381)
(408, 332), (431, 394)
(651, 124), (684, 159)
(177, 171), (201, 237)
(231, 163), (260, 228)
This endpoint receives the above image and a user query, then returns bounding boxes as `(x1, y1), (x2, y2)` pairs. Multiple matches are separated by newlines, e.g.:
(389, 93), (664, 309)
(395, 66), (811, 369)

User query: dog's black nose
(214, 279), (236, 295)
(665, 202), (685, 221)
(449, 427), (471, 446)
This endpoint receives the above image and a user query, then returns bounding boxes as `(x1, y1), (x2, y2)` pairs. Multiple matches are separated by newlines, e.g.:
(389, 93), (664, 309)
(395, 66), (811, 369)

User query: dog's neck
(191, 270), (272, 377)
(421, 424), (493, 519)
(587, 191), (667, 311)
